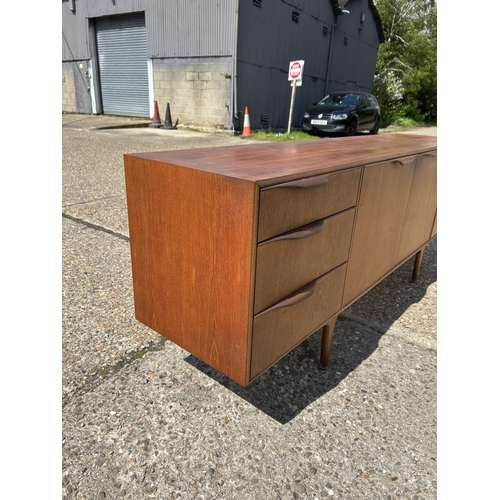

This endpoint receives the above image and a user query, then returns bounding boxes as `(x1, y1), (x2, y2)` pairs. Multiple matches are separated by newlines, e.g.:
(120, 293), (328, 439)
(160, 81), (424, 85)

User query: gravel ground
(62, 114), (437, 499)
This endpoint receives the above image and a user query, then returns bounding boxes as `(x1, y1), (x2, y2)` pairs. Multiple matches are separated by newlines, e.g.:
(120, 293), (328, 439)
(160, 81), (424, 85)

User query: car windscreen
(318, 94), (359, 106)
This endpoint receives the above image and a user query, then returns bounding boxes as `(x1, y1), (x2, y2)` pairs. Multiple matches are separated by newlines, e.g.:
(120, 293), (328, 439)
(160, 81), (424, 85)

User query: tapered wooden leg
(412, 247), (425, 281)
(320, 315), (338, 369)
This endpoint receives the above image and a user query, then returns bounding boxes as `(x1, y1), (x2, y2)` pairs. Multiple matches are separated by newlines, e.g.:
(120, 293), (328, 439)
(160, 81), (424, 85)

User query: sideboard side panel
(124, 156), (257, 386)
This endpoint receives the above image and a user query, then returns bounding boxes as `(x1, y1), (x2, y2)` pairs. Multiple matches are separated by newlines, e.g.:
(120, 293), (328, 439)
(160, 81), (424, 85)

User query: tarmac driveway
(62, 115), (437, 499)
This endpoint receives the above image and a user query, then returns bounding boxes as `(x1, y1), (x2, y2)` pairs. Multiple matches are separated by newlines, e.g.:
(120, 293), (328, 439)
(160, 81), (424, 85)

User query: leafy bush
(372, 0), (437, 125)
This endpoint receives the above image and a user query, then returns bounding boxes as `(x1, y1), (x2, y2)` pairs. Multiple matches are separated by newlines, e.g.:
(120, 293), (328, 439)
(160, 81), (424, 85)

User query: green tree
(373, 0), (437, 125)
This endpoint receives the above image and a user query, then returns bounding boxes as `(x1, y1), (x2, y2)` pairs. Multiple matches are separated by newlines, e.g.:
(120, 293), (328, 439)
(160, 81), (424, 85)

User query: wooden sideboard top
(124, 134), (437, 187)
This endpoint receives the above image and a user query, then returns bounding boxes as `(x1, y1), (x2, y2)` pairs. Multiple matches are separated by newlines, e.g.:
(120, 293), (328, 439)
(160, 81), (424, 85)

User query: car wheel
(370, 117), (380, 135)
(346, 121), (357, 136)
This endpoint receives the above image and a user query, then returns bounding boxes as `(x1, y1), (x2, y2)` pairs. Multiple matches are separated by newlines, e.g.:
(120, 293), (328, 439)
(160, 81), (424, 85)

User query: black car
(302, 91), (381, 136)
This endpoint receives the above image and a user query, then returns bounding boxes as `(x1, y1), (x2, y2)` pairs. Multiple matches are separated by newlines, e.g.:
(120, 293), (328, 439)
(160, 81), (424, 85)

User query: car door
(368, 96), (379, 127)
(357, 96), (371, 129)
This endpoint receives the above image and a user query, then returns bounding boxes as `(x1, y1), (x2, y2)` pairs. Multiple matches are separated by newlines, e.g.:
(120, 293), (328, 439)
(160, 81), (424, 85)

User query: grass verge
(248, 120), (436, 142)
(249, 130), (318, 142)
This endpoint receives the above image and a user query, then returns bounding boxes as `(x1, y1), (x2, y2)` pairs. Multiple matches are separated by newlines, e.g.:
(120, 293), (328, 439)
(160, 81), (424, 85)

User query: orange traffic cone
(240, 106), (252, 138)
(149, 100), (161, 128)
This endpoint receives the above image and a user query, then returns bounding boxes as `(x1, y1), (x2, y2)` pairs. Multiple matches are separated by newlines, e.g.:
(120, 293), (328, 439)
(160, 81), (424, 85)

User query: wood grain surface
(254, 209), (355, 314)
(126, 134), (437, 187)
(124, 156), (258, 385)
(124, 135), (437, 386)
(251, 264), (347, 380)
(397, 152), (437, 260)
(342, 156), (418, 306)
(258, 168), (361, 242)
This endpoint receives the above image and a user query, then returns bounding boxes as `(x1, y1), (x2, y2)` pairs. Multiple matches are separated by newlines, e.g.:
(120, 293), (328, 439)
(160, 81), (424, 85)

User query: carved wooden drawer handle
(254, 281), (317, 317)
(264, 173), (330, 191)
(393, 156), (416, 166)
(259, 219), (324, 245)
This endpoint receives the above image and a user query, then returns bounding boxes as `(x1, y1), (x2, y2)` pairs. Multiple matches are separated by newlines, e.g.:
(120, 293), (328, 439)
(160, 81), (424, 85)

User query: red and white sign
(287, 60), (304, 132)
(288, 60), (304, 81)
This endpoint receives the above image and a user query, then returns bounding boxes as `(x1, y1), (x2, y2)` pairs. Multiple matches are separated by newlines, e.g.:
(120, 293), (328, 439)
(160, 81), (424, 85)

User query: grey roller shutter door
(95, 13), (149, 117)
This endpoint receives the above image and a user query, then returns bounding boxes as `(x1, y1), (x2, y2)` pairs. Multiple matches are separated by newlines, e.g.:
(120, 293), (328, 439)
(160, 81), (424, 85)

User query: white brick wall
(153, 58), (233, 130)
(62, 64), (77, 113)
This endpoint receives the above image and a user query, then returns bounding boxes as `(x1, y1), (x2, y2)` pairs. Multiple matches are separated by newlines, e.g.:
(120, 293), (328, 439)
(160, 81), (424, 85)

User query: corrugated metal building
(62, 0), (383, 130)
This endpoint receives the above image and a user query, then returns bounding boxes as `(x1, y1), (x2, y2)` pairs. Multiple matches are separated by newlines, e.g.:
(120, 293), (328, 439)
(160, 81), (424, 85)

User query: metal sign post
(287, 60), (304, 134)
(287, 80), (297, 134)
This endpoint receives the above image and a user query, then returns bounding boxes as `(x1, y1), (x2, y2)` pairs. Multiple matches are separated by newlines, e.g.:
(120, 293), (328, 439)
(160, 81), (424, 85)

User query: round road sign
(289, 60), (303, 80)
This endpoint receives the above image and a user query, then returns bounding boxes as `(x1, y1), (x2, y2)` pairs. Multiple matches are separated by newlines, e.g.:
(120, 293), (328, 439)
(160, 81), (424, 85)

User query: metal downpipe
(231, 0), (240, 133)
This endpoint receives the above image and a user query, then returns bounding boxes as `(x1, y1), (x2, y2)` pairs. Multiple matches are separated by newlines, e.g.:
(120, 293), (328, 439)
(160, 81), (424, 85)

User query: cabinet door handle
(259, 219), (324, 245)
(393, 156), (416, 166)
(255, 281), (316, 317)
(422, 152), (437, 158)
(264, 173), (330, 191)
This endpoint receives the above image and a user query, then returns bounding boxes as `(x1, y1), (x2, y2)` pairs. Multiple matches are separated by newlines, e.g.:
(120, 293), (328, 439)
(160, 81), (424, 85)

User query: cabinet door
(397, 152), (437, 260)
(342, 156), (416, 307)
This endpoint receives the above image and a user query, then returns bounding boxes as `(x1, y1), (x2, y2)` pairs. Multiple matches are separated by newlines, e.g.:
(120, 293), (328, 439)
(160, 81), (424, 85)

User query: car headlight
(332, 114), (348, 120)
(304, 112), (310, 118)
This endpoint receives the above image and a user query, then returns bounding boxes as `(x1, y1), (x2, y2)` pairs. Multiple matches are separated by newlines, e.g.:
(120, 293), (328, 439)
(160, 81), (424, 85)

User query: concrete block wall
(153, 58), (233, 131)
(62, 63), (77, 113)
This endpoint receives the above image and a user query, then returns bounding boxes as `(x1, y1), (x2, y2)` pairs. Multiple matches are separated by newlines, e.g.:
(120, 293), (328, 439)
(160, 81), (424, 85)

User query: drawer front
(254, 208), (355, 314)
(257, 168), (361, 242)
(251, 263), (347, 380)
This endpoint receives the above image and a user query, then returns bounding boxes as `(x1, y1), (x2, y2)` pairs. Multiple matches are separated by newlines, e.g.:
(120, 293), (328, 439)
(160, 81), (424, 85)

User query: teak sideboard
(124, 134), (437, 386)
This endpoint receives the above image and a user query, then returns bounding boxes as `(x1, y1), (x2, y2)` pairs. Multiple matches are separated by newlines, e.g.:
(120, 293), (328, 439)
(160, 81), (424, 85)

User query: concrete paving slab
(62, 319), (436, 499)
(62, 217), (162, 406)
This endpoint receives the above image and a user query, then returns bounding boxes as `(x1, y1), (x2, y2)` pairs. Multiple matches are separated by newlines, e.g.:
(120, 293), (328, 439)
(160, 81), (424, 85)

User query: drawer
(251, 263), (347, 380)
(257, 167), (361, 242)
(254, 208), (355, 314)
